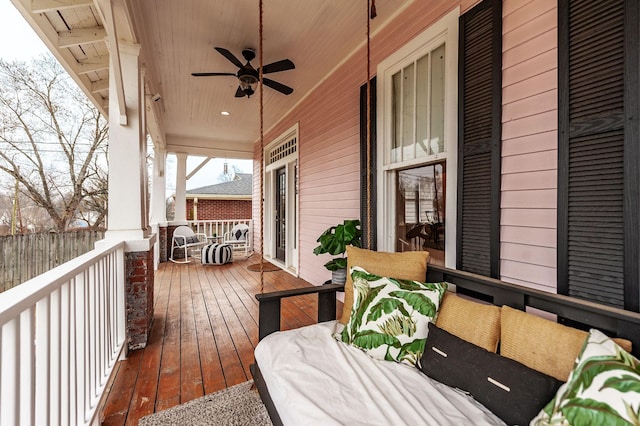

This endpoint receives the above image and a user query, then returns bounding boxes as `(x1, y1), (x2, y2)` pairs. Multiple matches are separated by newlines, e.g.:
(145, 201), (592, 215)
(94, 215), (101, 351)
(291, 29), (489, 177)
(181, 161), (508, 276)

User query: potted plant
(313, 219), (362, 284)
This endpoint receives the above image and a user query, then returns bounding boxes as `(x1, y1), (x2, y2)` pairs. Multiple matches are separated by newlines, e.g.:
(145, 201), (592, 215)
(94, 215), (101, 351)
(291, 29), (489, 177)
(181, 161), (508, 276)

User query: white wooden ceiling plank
(31, 0), (93, 14)
(64, 4), (100, 28)
(90, 79), (109, 93)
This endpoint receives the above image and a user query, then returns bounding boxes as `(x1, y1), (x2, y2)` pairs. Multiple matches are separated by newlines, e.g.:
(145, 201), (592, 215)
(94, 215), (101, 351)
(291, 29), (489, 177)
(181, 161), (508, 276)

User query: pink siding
(501, 0), (558, 291)
(254, 1), (481, 286)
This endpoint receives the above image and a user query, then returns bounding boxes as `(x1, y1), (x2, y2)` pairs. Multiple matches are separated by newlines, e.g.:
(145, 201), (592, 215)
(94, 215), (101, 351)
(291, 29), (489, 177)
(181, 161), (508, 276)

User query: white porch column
(174, 152), (188, 223)
(150, 146), (167, 225)
(150, 146), (167, 266)
(100, 41), (155, 350)
(105, 43), (148, 241)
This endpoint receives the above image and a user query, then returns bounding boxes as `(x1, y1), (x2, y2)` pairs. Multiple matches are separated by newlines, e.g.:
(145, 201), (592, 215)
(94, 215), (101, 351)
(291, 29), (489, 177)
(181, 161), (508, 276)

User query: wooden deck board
(101, 256), (339, 425)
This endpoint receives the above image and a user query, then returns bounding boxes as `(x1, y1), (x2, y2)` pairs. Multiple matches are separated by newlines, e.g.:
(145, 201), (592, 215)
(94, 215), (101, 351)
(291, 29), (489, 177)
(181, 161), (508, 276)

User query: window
(396, 163), (446, 264)
(391, 44), (446, 163)
(377, 9), (458, 267)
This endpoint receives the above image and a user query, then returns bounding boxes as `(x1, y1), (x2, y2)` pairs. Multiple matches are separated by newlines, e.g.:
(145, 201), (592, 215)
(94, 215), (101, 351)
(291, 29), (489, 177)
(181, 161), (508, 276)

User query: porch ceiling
(11, 0), (413, 158)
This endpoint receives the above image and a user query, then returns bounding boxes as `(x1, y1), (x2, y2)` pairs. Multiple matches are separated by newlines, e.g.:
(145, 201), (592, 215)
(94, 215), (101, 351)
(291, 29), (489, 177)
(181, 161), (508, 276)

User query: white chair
(223, 223), (251, 257)
(170, 225), (207, 263)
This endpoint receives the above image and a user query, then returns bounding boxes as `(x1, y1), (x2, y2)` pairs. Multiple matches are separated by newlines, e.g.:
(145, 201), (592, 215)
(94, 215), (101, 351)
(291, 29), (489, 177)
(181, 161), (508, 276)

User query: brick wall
(187, 199), (251, 220)
(159, 225), (167, 262)
(126, 249), (154, 350)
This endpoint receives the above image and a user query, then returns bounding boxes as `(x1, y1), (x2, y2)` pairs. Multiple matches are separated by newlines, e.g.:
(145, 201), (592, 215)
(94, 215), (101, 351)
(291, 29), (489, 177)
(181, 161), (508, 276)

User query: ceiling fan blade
(234, 86), (247, 98)
(214, 47), (244, 68)
(260, 59), (295, 74)
(263, 78), (293, 95)
(191, 72), (236, 77)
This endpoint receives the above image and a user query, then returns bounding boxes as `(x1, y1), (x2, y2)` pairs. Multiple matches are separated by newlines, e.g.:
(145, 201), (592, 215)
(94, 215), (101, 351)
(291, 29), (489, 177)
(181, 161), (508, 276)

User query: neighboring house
(185, 173), (252, 221)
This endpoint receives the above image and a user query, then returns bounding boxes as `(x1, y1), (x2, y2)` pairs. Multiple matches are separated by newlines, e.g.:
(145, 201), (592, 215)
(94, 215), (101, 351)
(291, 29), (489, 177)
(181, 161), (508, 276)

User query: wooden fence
(0, 230), (105, 292)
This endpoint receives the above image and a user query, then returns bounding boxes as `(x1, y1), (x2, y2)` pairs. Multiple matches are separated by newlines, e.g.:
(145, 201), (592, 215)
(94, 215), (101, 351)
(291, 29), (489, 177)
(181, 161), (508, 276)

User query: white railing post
(188, 219), (253, 253)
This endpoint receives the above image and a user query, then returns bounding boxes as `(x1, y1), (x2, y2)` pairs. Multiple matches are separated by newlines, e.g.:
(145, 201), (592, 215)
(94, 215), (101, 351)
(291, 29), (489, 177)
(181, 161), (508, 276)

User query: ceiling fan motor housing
(241, 48), (256, 62)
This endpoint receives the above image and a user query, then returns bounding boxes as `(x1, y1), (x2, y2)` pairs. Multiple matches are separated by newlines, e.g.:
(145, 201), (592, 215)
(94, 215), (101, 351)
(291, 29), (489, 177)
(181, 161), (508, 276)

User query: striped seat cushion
(201, 243), (233, 265)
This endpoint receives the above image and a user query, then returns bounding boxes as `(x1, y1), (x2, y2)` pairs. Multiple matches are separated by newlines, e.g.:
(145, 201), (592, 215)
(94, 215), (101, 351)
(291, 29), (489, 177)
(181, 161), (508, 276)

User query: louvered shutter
(360, 78), (377, 250)
(456, 0), (502, 277)
(558, 0), (639, 310)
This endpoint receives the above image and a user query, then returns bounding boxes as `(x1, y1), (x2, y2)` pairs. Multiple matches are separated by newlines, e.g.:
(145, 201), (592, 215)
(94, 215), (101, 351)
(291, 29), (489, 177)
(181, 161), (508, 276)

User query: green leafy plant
(313, 219), (362, 271)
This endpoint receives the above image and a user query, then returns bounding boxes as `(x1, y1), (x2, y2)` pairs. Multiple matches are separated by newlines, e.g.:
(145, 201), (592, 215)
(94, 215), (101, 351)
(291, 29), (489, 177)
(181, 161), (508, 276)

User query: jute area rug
(246, 262), (281, 272)
(139, 381), (272, 426)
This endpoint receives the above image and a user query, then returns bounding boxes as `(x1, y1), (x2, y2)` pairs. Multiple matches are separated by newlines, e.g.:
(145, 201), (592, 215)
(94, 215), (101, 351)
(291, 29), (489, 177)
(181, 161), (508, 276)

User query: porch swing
(251, 0), (377, 338)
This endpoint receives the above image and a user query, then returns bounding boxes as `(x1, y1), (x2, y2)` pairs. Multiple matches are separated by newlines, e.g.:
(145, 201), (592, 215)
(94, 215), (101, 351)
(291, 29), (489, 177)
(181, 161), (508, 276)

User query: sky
(0, 1), (48, 59)
(166, 155), (253, 193)
(0, 1), (253, 190)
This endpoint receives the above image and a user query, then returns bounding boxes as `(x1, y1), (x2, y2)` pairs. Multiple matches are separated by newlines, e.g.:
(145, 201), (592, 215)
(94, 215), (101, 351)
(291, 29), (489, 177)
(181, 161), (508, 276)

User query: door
(275, 166), (286, 261)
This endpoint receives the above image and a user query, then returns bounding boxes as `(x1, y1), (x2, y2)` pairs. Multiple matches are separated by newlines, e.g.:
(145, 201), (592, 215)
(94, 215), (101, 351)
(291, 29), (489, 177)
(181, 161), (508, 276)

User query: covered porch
(3, 0), (639, 423)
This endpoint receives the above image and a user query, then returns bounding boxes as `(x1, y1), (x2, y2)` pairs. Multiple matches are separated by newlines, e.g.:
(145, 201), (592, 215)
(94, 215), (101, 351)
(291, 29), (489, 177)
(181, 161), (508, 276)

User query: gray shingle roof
(186, 173), (252, 196)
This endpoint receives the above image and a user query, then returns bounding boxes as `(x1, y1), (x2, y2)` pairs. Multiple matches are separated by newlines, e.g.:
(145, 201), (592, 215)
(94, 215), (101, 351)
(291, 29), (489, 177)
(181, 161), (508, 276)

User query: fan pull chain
(259, 0), (265, 293)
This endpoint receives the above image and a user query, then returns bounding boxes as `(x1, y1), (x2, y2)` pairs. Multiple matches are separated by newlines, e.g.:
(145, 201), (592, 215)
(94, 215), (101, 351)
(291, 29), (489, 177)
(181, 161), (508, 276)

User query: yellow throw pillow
(500, 306), (588, 381)
(501, 306), (633, 381)
(435, 293), (501, 352)
(339, 246), (429, 324)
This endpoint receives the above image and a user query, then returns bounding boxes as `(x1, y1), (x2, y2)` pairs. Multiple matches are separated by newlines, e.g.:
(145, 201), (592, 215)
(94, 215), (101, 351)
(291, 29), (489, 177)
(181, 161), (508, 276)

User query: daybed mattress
(254, 321), (506, 426)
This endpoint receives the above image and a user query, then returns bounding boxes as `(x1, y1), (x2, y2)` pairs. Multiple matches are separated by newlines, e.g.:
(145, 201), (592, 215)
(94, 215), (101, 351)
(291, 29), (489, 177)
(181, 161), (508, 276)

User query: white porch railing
(0, 240), (126, 426)
(188, 219), (253, 248)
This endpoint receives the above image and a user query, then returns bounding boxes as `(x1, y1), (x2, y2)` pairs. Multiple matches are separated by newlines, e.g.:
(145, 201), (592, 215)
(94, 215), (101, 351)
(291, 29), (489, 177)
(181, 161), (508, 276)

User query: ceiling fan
(191, 47), (295, 98)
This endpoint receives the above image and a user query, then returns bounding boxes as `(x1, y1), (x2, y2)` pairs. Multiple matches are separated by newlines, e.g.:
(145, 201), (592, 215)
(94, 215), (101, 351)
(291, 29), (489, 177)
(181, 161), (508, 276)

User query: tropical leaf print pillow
(337, 266), (447, 365)
(530, 328), (640, 426)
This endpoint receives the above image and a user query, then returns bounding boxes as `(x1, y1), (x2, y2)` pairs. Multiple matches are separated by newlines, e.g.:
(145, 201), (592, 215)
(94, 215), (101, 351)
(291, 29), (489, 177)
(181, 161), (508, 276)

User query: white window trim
(376, 7), (459, 268)
(264, 123), (300, 275)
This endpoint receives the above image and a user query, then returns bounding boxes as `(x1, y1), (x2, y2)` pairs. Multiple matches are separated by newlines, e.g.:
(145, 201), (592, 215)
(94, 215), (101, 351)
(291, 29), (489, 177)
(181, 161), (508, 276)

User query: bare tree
(0, 55), (108, 232)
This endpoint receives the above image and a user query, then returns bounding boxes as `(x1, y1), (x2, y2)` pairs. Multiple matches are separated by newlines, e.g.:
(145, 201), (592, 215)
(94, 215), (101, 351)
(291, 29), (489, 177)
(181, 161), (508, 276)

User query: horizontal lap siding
(257, 1), (481, 285)
(501, 0), (558, 291)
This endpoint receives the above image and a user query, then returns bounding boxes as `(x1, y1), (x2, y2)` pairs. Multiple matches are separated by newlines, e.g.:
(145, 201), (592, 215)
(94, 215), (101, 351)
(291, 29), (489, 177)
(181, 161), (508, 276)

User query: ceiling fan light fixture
(238, 74), (258, 93)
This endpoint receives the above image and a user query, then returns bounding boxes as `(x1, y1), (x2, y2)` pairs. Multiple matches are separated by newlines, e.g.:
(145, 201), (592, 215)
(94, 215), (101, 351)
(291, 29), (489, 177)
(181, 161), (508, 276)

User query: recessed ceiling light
(220, 111), (230, 116)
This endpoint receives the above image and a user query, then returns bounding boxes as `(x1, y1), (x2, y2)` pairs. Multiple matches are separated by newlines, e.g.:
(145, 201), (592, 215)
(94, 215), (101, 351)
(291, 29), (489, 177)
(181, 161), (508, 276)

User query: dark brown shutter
(456, 0), (502, 277)
(360, 77), (377, 250)
(558, 0), (639, 310)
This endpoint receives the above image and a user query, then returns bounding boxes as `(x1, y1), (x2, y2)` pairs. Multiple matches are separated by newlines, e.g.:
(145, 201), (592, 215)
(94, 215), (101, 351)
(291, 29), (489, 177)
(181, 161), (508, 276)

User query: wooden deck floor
(101, 255), (338, 425)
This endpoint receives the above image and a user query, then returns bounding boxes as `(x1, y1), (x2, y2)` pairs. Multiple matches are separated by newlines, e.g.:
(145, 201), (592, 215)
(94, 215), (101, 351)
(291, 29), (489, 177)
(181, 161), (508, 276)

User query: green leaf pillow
(337, 266), (447, 365)
(530, 328), (640, 426)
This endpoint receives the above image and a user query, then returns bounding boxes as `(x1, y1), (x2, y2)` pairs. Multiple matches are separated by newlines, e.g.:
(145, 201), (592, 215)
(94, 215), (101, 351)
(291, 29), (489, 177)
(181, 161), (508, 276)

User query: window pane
(402, 63), (415, 161)
(392, 71), (402, 163)
(395, 162), (446, 265)
(416, 54), (430, 158)
(430, 44), (446, 155)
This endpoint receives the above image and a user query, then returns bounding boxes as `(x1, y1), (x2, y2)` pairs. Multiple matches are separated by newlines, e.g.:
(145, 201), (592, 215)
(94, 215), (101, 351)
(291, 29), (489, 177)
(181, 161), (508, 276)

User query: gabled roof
(187, 173), (252, 198)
